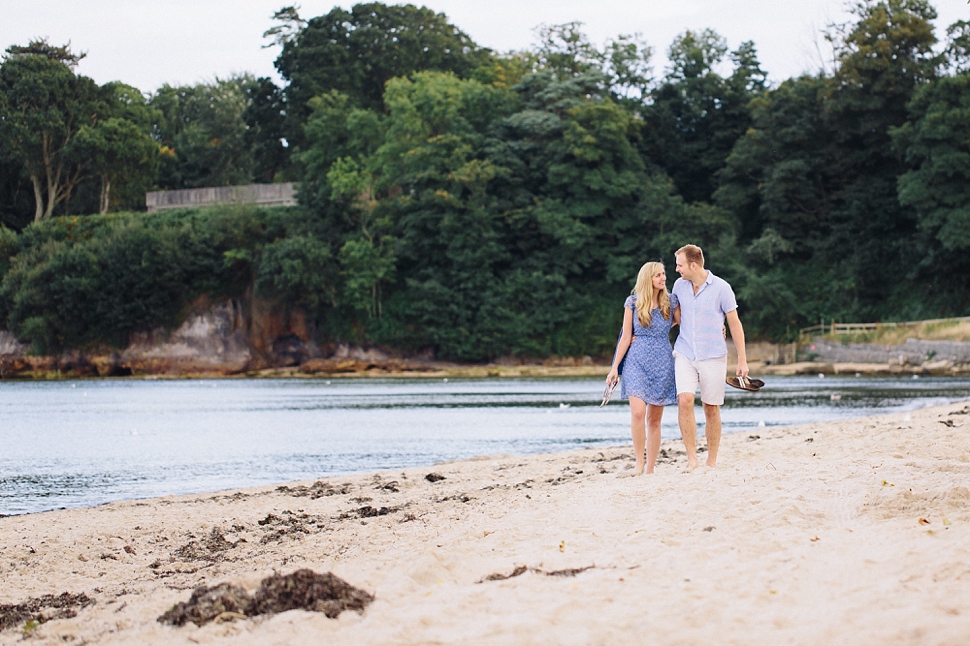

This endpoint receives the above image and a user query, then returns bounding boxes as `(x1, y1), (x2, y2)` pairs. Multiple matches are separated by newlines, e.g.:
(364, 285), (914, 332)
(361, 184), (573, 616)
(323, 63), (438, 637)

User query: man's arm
(725, 309), (748, 377)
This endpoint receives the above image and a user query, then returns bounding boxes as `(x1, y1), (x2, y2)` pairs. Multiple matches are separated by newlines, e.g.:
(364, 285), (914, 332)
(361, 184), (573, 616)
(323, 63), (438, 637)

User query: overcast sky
(1, 0), (966, 93)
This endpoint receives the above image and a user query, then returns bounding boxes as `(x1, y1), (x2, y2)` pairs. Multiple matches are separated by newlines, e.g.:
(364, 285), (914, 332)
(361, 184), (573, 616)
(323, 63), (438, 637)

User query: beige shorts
(674, 352), (728, 406)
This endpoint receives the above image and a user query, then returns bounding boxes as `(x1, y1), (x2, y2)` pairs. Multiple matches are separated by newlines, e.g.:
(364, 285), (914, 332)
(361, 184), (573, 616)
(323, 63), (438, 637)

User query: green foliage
(256, 235), (335, 314)
(642, 30), (767, 204)
(243, 77), (291, 183)
(0, 206), (327, 353)
(4, 1), (970, 354)
(150, 76), (257, 189)
(713, 0), (959, 333)
(0, 40), (106, 221)
(0, 225), (16, 276)
(895, 73), (970, 250)
(70, 118), (159, 213)
(274, 2), (490, 151)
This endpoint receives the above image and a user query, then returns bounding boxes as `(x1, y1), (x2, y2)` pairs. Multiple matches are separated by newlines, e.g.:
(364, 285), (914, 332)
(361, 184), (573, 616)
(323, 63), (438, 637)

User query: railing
(799, 316), (970, 338)
(146, 183), (297, 212)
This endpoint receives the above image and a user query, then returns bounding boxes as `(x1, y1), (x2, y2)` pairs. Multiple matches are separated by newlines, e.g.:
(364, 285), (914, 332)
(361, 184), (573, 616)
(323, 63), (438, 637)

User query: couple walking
(606, 244), (749, 475)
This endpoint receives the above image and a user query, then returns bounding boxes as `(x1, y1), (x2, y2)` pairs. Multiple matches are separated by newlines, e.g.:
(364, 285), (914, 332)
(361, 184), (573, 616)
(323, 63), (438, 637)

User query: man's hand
(736, 360), (749, 378)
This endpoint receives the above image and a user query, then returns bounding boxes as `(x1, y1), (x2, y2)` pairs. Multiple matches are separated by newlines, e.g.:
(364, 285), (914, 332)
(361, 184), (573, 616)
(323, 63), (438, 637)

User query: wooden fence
(799, 316), (970, 338)
(146, 183), (297, 212)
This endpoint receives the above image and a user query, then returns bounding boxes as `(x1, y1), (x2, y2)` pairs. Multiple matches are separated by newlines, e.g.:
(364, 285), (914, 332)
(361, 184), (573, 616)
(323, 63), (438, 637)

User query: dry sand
(2, 401), (970, 645)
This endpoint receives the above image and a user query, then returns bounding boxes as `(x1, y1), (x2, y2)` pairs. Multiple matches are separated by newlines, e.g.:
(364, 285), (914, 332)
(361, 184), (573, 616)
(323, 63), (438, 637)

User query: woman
(606, 261), (679, 476)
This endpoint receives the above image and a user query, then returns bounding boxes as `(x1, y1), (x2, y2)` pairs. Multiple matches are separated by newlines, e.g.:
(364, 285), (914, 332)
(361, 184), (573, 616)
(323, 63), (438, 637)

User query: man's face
(675, 254), (690, 279)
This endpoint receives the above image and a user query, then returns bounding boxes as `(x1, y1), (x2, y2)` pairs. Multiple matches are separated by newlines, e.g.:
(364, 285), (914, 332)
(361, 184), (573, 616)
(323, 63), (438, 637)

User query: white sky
(3, 0), (967, 93)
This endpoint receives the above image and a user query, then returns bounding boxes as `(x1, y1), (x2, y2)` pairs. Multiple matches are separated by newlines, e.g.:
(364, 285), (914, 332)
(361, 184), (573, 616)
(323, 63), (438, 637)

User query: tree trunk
(99, 175), (111, 214)
(30, 174), (45, 222)
(44, 170), (57, 220)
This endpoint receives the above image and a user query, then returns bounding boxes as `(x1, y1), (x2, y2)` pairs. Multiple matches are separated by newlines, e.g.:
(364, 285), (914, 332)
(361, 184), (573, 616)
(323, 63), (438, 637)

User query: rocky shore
(4, 302), (970, 379)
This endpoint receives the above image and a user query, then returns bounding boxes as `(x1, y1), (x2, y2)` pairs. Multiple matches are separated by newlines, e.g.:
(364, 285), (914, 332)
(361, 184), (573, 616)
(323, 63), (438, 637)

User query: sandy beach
(3, 400), (970, 645)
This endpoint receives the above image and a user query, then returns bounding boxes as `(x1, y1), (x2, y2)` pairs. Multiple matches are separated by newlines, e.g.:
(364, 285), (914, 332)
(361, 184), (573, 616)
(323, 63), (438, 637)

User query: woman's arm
(672, 305), (681, 327)
(606, 306), (635, 385)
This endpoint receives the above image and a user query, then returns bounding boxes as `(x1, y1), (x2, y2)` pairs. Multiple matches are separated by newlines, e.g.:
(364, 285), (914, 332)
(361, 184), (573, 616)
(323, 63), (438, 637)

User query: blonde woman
(606, 262), (679, 475)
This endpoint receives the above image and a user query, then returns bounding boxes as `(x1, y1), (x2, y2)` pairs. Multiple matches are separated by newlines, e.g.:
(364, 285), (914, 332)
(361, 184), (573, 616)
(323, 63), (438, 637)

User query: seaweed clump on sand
(251, 569), (374, 619)
(172, 527), (239, 562)
(158, 569), (374, 627)
(0, 593), (94, 631)
(157, 583), (251, 627)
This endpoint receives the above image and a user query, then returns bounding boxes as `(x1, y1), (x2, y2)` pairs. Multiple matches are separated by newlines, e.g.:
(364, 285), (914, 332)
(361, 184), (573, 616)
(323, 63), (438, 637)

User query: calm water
(1, 375), (969, 515)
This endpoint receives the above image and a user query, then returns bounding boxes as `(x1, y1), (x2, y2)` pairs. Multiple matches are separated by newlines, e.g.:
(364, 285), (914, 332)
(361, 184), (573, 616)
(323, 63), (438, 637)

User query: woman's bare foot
(618, 465), (645, 477)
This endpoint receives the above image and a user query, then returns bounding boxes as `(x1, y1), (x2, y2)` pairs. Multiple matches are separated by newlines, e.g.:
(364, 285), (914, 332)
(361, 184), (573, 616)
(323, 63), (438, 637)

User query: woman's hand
(606, 368), (619, 386)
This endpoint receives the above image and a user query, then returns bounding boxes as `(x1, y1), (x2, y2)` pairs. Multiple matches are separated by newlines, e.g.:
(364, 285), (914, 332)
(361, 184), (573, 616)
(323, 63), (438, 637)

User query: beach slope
(2, 401), (969, 644)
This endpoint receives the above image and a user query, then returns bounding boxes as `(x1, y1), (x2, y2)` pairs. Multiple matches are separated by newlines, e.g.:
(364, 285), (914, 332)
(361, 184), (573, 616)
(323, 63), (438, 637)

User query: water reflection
(1, 375), (967, 515)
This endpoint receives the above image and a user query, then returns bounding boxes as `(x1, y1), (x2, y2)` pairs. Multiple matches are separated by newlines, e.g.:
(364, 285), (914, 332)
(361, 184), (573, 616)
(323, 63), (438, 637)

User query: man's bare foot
(618, 465), (645, 478)
(685, 461), (699, 473)
(705, 460), (717, 468)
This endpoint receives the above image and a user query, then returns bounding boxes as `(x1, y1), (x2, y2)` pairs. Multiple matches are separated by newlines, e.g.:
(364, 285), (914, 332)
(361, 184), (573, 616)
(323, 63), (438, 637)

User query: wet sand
(2, 401), (969, 644)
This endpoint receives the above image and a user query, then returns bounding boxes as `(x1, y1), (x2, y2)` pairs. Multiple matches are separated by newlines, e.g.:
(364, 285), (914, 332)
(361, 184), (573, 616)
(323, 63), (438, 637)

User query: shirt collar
(690, 270), (713, 296)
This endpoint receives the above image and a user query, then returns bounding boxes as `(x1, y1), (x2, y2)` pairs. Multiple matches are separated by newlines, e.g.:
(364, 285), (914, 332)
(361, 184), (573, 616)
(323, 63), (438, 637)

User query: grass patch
(816, 319), (970, 345)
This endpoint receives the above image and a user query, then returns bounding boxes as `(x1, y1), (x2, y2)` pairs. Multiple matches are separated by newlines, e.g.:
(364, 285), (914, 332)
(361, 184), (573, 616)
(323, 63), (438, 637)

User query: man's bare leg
(645, 404), (664, 474)
(703, 403), (721, 467)
(677, 393), (699, 470)
(628, 397), (647, 475)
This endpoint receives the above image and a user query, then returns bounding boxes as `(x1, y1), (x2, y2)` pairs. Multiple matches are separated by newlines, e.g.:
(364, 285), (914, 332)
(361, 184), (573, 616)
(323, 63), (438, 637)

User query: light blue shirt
(672, 270), (737, 361)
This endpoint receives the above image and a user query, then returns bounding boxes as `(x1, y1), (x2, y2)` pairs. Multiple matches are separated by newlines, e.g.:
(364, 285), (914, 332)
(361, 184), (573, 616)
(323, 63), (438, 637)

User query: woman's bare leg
(645, 404), (664, 474)
(629, 397), (647, 475)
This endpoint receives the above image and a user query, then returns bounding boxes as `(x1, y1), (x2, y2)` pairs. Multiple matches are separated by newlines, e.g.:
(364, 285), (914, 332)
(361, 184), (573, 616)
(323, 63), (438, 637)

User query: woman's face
(652, 268), (666, 291)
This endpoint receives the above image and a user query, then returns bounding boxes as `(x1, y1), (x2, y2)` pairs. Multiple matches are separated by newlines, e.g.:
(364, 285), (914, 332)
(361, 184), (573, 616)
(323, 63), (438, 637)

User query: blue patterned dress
(619, 294), (678, 406)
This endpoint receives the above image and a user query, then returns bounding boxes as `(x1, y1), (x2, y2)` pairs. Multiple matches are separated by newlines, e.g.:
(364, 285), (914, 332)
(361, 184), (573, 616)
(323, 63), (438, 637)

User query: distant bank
(3, 302), (970, 379)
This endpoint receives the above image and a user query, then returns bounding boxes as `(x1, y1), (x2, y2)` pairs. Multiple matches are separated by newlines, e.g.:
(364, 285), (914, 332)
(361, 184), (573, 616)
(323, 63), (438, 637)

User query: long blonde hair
(631, 261), (671, 327)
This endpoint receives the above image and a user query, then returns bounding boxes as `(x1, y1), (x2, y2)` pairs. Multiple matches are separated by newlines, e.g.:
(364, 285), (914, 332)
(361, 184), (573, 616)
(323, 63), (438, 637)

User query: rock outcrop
(0, 297), (327, 378)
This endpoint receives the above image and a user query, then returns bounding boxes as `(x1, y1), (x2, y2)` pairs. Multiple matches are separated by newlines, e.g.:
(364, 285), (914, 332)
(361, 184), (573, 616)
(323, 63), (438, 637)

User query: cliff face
(0, 298), (320, 378)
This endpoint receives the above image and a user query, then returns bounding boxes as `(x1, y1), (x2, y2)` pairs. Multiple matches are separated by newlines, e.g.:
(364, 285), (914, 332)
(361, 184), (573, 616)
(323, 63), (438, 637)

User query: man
(672, 244), (748, 470)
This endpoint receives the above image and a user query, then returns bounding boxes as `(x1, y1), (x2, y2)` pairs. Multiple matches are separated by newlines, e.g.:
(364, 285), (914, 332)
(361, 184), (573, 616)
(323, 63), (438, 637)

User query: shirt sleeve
(719, 282), (738, 315)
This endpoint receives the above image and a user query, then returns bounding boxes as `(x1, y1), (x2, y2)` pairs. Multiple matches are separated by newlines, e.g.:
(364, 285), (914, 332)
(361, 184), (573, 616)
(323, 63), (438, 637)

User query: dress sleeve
(669, 291), (679, 310)
(624, 295), (636, 310)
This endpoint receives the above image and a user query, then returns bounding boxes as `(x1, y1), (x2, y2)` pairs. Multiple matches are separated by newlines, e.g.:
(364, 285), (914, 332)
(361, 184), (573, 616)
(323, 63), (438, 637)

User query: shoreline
(3, 400), (970, 643)
(4, 360), (970, 381)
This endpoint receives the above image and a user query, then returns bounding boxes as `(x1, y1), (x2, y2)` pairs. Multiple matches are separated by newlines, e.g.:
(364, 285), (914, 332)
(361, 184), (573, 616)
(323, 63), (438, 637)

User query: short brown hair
(676, 244), (704, 267)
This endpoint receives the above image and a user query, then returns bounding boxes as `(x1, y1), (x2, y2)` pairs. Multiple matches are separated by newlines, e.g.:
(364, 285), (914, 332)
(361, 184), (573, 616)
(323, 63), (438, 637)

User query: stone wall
(145, 183), (297, 212)
(807, 337), (970, 365)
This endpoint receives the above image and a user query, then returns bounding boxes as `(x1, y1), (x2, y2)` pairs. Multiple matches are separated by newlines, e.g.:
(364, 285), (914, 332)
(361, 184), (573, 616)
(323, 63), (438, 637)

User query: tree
(819, 0), (940, 310)
(714, 75), (834, 251)
(244, 77), (290, 183)
(642, 29), (767, 204)
(531, 22), (654, 103)
(70, 118), (159, 213)
(711, 0), (946, 331)
(150, 76), (257, 189)
(256, 235), (336, 316)
(0, 40), (105, 221)
(895, 73), (970, 251)
(272, 2), (490, 150)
